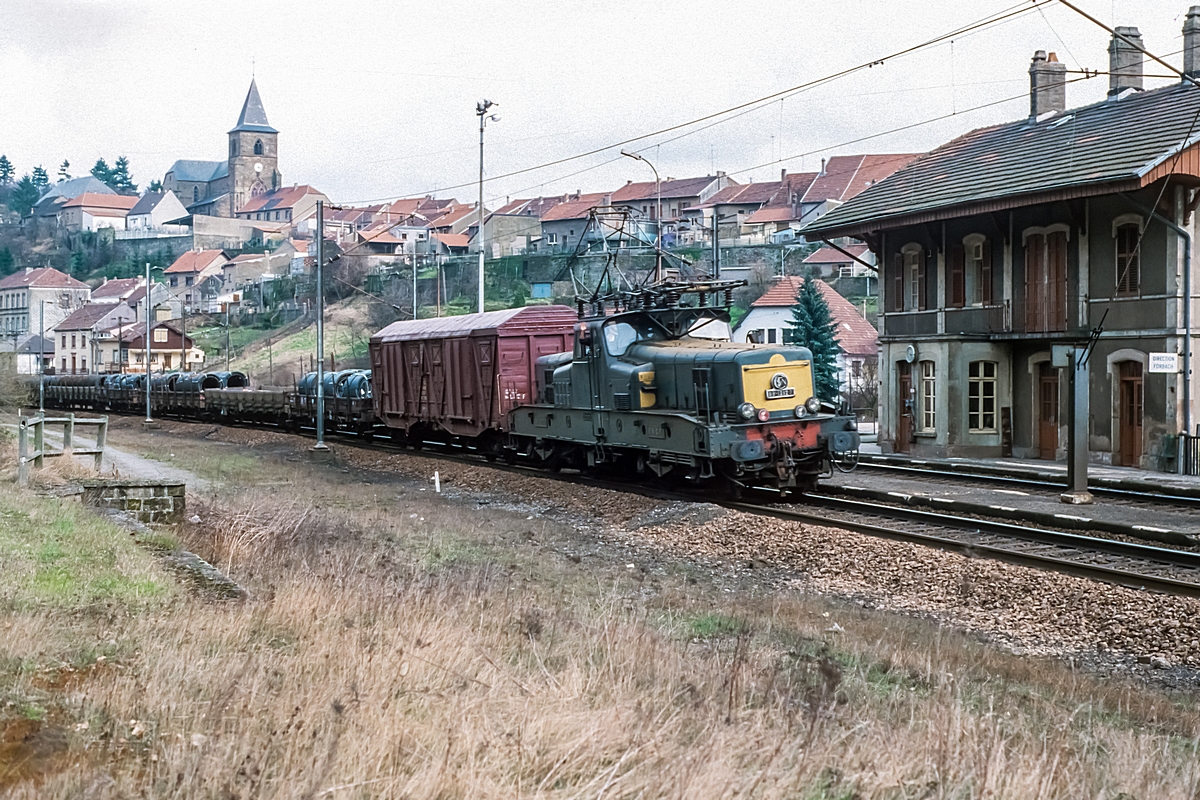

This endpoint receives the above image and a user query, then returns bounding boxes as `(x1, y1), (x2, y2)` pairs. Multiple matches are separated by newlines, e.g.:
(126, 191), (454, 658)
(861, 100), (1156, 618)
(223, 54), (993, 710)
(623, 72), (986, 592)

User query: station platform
(825, 444), (1200, 545)
(856, 442), (1200, 496)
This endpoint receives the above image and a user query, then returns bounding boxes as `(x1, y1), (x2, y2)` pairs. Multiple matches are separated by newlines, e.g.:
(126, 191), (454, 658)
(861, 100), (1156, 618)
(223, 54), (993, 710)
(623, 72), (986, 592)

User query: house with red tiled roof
(732, 276), (878, 395)
(57, 193), (140, 232)
(801, 243), (874, 279)
(744, 155), (920, 242)
(52, 301), (136, 374)
(537, 192), (611, 253)
(680, 179), (786, 245)
(165, 250), (229, 310)
(235, 184), (329, 226)
(0, 267), (91, 348)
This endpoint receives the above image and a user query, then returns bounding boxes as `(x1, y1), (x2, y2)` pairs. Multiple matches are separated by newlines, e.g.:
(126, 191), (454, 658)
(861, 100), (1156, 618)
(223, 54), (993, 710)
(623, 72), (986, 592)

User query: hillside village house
(802, 244), (875, 279)
(52, 301), (135, 374)
(733, 276), (879, 398)
(165, 250), (229, 310)
(0, 267), (90, 348)
(118, 322), (203, 373)
(57, 193), (139, 232)
(803, 16), (1200, 472)
(125, 191), (188, 230)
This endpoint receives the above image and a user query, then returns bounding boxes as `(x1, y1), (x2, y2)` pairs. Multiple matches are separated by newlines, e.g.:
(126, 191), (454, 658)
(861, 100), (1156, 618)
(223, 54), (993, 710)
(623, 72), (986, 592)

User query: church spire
(230, 79), (278, 134)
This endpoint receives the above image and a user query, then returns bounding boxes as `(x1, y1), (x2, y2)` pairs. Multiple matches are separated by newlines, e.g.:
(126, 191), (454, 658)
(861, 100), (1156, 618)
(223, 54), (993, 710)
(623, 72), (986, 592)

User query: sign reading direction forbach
(1148, 353), (1180, 374)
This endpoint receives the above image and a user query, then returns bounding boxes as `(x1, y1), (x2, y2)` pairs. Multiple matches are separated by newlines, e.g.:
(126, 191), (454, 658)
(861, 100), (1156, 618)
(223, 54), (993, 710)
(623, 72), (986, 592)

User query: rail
(16, 412), (108, 487)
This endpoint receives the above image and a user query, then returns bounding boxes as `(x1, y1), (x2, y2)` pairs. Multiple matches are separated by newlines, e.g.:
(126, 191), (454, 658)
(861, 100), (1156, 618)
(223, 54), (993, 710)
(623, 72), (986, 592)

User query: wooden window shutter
(981, 240), (994, 305)
(891, 253), (904, 312)
(917, 250), (928, 311)
(947, 244), (965, 307)
(1049, 231), (1067, 331)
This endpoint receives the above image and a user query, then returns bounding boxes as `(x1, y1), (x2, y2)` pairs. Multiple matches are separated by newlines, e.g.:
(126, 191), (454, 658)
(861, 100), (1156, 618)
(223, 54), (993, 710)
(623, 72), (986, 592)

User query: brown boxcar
(370, 306), (576, 439)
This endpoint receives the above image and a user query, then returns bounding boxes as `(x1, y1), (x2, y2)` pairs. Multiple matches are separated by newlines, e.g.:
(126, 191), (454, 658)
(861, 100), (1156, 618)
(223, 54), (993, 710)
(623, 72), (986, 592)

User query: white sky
(0, 0), (1194, 207)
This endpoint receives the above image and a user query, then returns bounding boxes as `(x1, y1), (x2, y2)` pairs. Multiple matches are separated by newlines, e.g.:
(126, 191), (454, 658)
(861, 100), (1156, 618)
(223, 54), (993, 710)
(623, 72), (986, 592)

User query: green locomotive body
(509, 280), (859, 493)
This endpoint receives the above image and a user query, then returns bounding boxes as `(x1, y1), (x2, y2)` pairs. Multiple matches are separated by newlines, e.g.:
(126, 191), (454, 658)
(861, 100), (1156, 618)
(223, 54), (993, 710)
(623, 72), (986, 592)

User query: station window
(153, 328), (169, 343)
(920, 360), (936, 431)
(968, 361), (998, 432)
(1115, 223), (1141, 296)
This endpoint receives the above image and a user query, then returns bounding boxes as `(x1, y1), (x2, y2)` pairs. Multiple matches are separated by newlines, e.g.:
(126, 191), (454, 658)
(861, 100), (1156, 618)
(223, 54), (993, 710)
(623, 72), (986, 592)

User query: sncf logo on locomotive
(766, 372), (795, 400)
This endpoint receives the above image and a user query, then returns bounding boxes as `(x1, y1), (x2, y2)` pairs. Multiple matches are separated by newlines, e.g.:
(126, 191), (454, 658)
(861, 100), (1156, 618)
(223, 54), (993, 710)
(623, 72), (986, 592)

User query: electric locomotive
(509, 279), (859, 494)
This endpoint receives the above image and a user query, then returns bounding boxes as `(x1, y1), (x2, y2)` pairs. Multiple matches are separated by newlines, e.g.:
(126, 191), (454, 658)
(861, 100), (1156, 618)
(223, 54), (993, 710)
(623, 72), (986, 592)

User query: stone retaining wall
(81, 480), (185, 525)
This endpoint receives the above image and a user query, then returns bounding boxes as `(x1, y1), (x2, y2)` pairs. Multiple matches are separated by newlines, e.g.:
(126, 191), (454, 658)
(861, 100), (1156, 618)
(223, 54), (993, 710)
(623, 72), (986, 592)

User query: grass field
(1, 426), (1198, 797)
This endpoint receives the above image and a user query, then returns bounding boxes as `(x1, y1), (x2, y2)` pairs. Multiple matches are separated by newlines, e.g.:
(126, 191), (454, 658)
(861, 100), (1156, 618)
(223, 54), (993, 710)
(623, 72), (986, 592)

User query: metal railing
(1179, 431), (1200, 476)
(17, 412), (108, 487)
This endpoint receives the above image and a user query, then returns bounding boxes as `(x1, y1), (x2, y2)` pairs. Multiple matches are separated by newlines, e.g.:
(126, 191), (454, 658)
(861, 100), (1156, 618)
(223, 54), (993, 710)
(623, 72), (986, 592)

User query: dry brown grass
(2, 437), (1199, 798)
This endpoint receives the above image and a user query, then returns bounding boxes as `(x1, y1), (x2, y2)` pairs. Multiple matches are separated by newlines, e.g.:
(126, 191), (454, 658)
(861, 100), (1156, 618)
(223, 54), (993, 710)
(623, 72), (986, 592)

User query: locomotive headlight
(794, 404), (807, 419)
(804, 396), (822, 415)
(738, 402), (756, 420)
(756, 408), (771, 422)
(846, 418), (858, 431)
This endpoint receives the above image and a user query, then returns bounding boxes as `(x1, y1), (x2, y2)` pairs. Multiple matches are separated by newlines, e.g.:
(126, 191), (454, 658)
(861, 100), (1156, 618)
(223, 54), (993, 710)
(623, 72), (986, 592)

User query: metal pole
(413, 256), (418, 320)
(713, 213), (720, 279)
(1063, 346), (1093, 503)
(38, 299), (44, 412)
(144, 261), (152, 423)
(478, 107), (486, 313)
(314, 200), (328, 450)
(180, 289), (186, 373)
(225, 304), (230, 372)
(655, 168), (662, 284)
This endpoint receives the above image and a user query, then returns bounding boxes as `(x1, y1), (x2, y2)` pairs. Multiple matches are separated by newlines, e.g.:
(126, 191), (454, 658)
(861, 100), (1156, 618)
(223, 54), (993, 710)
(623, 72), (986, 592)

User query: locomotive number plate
(765, 372), (795, 400)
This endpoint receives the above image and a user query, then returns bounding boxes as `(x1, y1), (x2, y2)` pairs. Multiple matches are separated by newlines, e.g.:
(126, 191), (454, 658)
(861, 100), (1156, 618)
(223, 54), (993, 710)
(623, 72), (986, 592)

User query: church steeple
(230, 79), (278, 134)
(227, 79), (281, 213)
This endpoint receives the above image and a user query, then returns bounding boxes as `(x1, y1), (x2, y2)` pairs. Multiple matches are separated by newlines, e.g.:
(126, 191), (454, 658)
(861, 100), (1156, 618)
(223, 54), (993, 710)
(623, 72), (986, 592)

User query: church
(162, 80), (283, 218)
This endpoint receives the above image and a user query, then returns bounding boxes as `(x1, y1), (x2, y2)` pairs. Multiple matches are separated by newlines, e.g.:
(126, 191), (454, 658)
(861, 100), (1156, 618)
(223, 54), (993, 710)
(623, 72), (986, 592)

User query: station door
(1038, 363), (1058, 460)
(1117, 361), (1143, 467)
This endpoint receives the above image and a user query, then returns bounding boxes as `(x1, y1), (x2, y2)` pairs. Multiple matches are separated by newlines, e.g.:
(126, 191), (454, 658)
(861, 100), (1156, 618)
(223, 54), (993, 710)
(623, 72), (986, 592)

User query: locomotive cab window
(601, 319), (662, 358)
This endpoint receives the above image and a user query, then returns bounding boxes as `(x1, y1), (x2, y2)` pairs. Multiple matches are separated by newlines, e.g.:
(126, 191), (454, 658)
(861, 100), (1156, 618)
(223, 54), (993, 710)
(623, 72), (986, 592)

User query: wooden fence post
(18, 418), (29, 487)
(94, 416), (108, 472)
(63, 412), (74, 456)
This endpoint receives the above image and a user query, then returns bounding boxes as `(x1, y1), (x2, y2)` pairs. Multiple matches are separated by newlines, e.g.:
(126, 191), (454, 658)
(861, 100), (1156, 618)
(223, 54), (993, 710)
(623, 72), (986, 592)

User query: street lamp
(476, 99), (499, 314)
(143, 262), (166, 424)
(621, 149), (662, 283)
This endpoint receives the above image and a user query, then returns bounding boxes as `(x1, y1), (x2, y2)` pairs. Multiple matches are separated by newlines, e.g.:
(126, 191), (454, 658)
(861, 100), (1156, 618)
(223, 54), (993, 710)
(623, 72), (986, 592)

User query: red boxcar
(370, 306), (576, 439)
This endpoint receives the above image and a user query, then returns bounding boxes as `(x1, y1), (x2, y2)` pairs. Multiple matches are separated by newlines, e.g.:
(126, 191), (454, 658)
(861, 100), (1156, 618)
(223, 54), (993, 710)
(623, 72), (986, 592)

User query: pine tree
(31, 166), (49, 190)
(0, 247), (14, 276)
(58, 160), (71, 181)
(91, 158), (112, 185)
(11, 176), (40, 216)
(148, 179), (163, 192)
(787, 274), (841, 401)
(0, 155), (13, 184)
(109, 156), (137, 194)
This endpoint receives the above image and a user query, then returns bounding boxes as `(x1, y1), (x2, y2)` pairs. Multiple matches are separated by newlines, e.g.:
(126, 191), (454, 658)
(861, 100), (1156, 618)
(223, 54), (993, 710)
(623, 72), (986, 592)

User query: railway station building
(803, 16), (1200, 472)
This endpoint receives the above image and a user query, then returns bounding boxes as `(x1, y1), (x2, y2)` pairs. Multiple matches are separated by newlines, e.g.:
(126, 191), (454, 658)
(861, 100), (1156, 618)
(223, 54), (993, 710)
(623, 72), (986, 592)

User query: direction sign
(1148, 353), (1180, 374)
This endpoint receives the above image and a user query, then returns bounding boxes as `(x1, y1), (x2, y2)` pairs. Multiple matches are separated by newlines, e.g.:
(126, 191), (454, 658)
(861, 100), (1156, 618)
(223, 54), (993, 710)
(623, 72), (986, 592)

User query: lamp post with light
(476, 99), (499, 313)
(621, 150), (662, 283)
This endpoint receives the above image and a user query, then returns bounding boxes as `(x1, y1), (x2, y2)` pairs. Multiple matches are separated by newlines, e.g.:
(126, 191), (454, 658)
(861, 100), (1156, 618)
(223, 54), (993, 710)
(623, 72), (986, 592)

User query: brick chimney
(1108, 26), (1144, 96)
(1029, 50), (1067, 116)
(1184, 7), (1200, 79)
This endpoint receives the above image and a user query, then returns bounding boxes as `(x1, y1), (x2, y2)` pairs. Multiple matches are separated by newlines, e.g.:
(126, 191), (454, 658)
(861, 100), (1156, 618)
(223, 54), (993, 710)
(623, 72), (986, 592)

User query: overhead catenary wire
(338, 0), (1055, 206)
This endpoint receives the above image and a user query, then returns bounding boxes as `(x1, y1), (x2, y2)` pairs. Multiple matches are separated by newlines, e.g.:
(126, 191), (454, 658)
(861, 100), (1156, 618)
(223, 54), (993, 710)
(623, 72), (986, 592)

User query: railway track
(273, 423), (1200, 598)
(113, 415), (1200, 598)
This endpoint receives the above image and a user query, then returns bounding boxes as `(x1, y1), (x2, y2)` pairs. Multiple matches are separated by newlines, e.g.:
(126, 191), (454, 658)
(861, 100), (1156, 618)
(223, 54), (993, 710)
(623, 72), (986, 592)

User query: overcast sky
(1, 0), (1194, 207)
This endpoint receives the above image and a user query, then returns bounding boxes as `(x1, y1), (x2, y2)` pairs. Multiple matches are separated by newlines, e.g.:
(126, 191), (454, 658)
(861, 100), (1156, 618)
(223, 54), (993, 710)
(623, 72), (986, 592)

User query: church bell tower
(228, 79), (281, 213)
